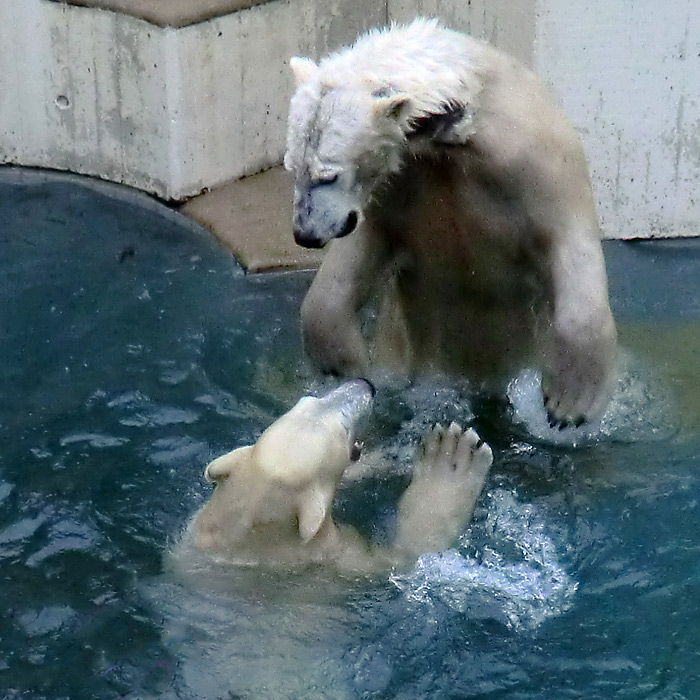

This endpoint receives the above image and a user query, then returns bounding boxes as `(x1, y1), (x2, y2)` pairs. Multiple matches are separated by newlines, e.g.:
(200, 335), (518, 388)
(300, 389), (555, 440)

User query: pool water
(1, 169), (699, 699)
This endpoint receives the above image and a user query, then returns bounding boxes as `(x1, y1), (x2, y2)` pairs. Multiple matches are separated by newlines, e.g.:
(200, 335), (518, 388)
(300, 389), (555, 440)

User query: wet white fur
(285, 20), (618, 426)
(189, 385), (492, 575)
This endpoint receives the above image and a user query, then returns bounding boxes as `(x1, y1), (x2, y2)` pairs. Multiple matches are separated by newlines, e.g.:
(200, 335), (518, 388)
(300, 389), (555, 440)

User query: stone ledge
(180, 166), (324, 272)
(46, 0), (276, 27)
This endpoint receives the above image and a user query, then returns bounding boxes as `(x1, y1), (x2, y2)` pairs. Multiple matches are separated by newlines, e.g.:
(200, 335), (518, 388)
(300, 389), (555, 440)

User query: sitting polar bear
(285, 19), (617, 428)
(191, 380), (492, 575)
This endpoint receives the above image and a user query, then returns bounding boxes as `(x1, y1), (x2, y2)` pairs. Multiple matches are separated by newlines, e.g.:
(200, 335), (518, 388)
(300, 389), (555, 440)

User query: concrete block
(0, 2), (180, 196)
(48, 0), (274, 28)
(181, 166), (324, 272)
(0, 0), (385, 200)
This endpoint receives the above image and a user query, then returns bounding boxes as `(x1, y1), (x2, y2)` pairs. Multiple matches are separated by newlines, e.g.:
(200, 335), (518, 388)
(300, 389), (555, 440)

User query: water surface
(1, 170), (699, 699)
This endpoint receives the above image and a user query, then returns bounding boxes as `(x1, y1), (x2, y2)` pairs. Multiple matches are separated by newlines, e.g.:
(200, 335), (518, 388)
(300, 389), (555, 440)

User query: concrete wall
(0, 0), (385, 200)
(535, 0), (700, 239)
(1, 0), (698, 237)
(1, 4), (174, 196)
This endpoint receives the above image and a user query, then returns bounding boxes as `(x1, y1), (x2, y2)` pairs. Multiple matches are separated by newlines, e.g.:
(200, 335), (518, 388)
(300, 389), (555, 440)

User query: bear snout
(293, 211), (359, 248)
(293, 225), (326, 249)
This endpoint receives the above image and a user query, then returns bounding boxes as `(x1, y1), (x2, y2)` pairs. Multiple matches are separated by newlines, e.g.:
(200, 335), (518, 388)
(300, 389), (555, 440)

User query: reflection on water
(1, 172), (700, 699)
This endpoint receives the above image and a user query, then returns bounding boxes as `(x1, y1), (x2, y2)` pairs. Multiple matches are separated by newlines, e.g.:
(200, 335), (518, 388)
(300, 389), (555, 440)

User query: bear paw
(542, 308), (617, 429)
(542, 341), (616, 429)
(394, 423), (493, 557)
(414, 422), (493, 485)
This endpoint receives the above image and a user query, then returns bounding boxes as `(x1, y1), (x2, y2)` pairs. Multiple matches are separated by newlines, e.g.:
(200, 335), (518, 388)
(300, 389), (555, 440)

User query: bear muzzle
(293, 210), (359, 248)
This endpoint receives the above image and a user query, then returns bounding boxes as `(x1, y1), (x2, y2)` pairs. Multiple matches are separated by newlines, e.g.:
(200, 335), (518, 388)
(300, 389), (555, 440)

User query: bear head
(284, 57), (413, 249)
(193, 379), (375, 553)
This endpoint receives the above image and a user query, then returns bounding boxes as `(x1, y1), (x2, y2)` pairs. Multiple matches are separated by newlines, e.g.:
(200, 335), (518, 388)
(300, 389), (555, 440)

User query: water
(1, 169), (699, 699)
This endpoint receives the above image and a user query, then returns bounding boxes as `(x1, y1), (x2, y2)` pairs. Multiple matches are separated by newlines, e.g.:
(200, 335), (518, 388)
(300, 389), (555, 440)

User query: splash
(389, 489), (578, 631)
(507, 352), (676, 447)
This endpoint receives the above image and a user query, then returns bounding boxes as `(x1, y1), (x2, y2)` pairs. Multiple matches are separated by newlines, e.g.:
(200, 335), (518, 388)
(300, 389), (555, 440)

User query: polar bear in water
(285, 19), (617, 428)
(191, 380), (492, 575)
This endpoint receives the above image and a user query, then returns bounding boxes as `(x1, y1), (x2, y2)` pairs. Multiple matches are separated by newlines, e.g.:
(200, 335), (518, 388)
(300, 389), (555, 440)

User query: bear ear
(297, 482), (334, 543)
(289, 56), (319, 87)
(204, 445), (253, 483)
(372, 94), (413, 125)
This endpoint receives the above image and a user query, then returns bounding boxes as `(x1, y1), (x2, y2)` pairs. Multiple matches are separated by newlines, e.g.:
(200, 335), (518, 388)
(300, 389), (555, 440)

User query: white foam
(507, 353), (675, 447)
(390, 489), (578, 630)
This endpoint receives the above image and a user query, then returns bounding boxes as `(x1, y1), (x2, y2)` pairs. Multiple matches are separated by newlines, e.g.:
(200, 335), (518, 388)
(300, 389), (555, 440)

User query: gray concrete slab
(180, 167), (325, 272)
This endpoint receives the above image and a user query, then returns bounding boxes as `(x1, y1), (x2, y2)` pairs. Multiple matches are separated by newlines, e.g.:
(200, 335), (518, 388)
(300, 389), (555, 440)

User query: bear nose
(337, 211), (358, 238)
(293, 226), (325, 249)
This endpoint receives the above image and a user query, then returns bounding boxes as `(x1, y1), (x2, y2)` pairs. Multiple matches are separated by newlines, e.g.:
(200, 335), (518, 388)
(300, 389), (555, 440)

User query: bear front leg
(543, 231), (618, 427)
(302, 285), (370, 375)
(393, 423), (493, 559)
(301, 221), (392, 375)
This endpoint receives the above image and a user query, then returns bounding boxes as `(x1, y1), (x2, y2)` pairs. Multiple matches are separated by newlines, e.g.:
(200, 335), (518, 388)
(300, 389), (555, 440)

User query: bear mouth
(350, 441), (363, 461)
(336, 211), (359, 238)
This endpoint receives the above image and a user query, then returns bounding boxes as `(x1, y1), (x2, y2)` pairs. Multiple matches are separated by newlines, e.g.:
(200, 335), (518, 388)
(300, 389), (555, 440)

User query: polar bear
(191, 379), (492, 575)
(284, 19), (617, 428)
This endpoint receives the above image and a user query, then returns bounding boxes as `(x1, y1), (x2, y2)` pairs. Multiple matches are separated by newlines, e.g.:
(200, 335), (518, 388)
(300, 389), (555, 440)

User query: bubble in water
(367, 375), (476, 470)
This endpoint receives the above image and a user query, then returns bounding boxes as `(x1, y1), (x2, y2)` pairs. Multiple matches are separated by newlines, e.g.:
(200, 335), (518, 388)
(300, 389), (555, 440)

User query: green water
(1, 170), (699, 699)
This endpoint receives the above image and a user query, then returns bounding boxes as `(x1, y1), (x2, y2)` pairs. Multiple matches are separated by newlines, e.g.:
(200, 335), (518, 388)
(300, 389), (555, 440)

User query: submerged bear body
(184, 381), (493, 576)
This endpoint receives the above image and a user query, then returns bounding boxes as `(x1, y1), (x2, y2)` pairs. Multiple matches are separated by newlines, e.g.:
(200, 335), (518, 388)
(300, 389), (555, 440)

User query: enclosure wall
(1, 0), (698, 238)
